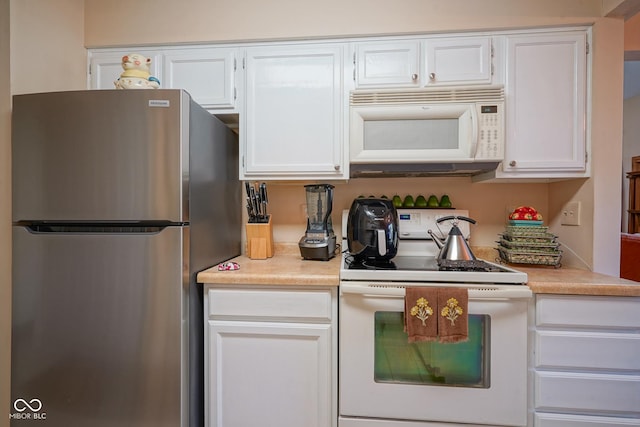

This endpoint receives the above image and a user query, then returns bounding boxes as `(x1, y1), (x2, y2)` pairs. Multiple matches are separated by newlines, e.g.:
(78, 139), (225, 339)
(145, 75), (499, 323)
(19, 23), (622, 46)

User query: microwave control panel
(475, 102), (504, 160)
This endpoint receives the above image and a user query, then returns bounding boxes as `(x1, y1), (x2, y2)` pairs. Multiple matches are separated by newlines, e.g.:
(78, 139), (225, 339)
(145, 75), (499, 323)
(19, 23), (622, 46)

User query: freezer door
(10, 225), (187, 427)
(12, 90), (188, 222)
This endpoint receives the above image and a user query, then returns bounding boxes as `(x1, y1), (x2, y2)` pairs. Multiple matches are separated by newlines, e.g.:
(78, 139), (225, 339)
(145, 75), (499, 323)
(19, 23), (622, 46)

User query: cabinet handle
(429, 72), (436, 80)
(509, 160), (517, 167)
(411, 73), (418, 81)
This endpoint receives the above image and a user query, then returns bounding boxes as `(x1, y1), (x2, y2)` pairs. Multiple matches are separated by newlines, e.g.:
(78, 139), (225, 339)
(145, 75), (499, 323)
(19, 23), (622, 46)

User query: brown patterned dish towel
(404, 287), (438, 343)
(437, 287), (469, 343)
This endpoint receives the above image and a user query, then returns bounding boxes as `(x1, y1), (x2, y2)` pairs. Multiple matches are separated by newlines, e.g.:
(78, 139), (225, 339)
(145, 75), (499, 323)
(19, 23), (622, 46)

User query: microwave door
(350, 104), (477, 163)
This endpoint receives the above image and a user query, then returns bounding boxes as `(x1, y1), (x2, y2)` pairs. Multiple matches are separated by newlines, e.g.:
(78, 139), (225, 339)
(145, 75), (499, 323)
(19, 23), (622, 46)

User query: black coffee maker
(347, 198), (399, 261)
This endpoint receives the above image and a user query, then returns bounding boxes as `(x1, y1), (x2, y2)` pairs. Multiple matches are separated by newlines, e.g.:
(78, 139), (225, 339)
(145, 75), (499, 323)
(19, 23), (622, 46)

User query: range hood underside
(349, 162), (501, 178)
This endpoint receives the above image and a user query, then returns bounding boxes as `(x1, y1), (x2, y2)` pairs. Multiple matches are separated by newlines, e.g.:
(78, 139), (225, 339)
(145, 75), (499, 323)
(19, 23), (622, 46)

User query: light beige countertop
(197, 244), (341, 287)
(197, 244), (640, 296)
(518, 266), (640, 296)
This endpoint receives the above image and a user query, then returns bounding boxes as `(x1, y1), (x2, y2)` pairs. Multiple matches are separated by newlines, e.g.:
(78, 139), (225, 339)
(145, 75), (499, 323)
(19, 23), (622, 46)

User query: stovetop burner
(357, 259), (397, 270)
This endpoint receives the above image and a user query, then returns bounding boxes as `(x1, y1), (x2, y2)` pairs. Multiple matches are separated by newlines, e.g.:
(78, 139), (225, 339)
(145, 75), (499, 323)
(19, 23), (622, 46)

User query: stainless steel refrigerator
(10, 89), (241, 426)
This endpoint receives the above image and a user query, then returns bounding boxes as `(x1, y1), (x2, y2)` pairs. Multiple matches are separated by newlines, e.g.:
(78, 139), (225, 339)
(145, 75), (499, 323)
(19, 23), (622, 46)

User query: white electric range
(338, 208), (532, 427)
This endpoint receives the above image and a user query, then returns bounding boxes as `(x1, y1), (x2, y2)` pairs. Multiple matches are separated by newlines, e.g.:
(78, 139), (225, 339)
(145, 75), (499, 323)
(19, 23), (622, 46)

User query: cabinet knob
(411, 73), (418, 81)
(509, 160), (517, 167)
(334, 165), (341, 171)
(429, 72), (436, 80)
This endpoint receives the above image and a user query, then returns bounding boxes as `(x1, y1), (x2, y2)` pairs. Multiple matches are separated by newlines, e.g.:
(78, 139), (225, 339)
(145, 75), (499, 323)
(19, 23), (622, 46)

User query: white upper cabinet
(163, 47), (238, 111)
(499, 30), (588, 178)
(241, 43), (348, 180)
(424, 36), (493, 86)
(87, 26), (591, 182)
(89, 47), (239, 113)
(354, 41), (421, 88)
(89, 50), (163, 90)
(353, 36), (496, 89)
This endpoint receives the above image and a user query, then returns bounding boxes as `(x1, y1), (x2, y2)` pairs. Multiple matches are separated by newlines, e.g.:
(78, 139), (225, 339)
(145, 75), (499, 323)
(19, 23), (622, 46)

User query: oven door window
(374, 312), (489, 387)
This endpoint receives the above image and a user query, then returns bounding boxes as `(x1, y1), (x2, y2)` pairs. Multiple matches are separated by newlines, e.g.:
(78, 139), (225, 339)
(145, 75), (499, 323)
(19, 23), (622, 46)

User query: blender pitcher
(298, 184), (336, 261)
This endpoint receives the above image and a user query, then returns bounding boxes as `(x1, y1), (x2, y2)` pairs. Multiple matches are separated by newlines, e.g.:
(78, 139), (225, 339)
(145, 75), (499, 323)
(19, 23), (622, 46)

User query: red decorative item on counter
(509, 206), (543, 221)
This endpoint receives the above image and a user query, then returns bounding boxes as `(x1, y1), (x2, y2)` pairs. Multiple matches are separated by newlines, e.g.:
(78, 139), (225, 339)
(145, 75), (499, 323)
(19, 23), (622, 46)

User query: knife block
(245, 216), (274, 259)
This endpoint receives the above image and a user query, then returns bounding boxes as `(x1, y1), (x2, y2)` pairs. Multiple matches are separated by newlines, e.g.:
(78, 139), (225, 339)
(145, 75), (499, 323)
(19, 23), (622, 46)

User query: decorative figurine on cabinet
(114, 53), (160, 89)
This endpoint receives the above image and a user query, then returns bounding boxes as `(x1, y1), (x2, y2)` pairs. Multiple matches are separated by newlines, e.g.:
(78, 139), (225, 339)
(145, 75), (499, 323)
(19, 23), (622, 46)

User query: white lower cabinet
(204, 285), (337, 427)
(534, 295), (640, 427)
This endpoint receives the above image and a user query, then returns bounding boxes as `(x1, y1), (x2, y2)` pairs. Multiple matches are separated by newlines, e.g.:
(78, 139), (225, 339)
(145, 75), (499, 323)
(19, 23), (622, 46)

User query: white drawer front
(207, 287), (333, 321)
(536, 330), (640, 371)
(535, 371), (640, 416)
(536, 295), (640, 329)
(535, 412), (640, 427)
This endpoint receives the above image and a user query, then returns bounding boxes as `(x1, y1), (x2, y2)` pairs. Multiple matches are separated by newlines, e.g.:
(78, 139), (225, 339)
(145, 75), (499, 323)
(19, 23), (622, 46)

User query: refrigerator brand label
(148, 100), (170, 108)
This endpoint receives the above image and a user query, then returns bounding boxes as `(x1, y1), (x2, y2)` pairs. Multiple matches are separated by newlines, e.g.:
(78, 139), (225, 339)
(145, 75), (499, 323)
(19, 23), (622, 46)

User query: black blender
(298, 184), (336, 261)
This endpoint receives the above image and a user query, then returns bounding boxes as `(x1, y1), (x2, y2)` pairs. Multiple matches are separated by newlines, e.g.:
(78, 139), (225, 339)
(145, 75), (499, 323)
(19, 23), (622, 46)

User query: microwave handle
(470, 107), (479, 157)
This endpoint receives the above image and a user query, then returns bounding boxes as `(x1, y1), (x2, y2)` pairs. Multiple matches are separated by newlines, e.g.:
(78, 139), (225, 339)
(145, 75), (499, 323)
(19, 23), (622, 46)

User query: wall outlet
(561, 201), (581, 226)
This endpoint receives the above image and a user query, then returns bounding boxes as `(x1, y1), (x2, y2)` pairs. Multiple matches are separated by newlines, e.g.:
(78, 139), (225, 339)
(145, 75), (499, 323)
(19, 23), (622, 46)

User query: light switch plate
(561, 201), (581, 226)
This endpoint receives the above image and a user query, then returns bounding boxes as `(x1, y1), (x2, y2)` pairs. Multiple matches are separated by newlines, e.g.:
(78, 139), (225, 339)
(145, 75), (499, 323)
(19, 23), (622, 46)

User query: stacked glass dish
(496, 223), (562, 268)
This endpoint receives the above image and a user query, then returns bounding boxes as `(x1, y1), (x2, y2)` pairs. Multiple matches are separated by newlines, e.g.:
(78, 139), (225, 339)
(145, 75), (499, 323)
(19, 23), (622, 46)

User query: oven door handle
(339, 283), (532, 299)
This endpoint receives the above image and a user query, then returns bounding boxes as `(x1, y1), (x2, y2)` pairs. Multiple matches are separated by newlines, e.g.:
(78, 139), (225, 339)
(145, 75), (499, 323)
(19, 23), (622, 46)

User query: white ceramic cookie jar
(114, 53), (160, 89)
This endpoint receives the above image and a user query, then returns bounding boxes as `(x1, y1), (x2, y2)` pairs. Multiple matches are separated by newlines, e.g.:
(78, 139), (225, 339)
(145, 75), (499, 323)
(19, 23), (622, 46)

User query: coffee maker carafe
(298, 184), (336, 261)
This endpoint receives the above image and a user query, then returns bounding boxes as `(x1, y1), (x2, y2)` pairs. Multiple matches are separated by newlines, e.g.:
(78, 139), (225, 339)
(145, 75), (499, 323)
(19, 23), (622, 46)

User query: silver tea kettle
(427, 215), (476, 261)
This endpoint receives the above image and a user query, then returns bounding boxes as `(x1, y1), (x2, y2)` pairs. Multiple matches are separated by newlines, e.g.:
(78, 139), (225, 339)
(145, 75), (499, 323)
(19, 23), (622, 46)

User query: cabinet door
(536, 295), (640, 329)
(207, 320), (332, 427)
(424, 37), (492, 85)
(163, 47), (237, 110)
(354, 41), (421, 88)
(535, 371), (640, 416)
(503, 31), (587, 174)
(242, 44), (347, 180)
(535, 412), (640, 427)
(535, 330), (640, 371)
(89, 50), (162, 90)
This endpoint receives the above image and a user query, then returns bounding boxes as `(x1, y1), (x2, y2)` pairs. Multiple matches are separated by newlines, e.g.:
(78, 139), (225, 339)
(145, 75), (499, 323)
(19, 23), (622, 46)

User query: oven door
(339, 283), (531, 427)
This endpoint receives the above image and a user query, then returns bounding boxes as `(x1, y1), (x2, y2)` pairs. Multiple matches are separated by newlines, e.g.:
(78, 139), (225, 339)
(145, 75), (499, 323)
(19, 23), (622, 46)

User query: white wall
(589, 19), (624, 274)
(83, 0), (604, 46)
(10, 0), (86, 95)
(624, 61), (640, 98)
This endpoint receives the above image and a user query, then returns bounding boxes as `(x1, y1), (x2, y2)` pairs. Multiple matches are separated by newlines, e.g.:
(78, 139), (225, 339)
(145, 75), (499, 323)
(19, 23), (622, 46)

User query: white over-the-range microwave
(349, 86), (505, 177)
